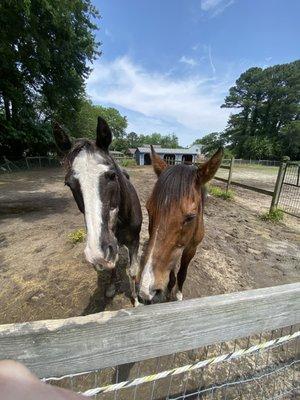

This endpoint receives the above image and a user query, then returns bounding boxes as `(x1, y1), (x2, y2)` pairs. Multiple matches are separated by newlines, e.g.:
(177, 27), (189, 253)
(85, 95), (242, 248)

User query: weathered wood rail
(0, 283), (299, 379)
(214, 176), (274, 196)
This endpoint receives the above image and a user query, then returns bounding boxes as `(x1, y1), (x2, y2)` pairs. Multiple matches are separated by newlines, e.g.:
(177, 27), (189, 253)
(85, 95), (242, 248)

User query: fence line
(0, 283), (299, 379)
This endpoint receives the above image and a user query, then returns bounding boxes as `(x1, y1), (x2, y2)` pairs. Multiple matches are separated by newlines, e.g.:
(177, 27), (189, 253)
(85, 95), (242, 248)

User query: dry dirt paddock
(0, 166), (299, 325)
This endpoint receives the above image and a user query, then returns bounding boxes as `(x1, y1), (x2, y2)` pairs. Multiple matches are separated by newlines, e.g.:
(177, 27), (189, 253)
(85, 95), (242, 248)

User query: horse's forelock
(148, 164), (198, 216)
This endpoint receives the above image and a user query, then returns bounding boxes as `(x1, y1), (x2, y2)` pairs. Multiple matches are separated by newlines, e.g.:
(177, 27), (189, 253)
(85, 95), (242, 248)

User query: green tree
(74, 99), (127, 141)
(140, 133), (180, 148)
(279, 120), (300, 160)
(126, 132), (143, 148)
(0, 0), (99, 158)
(194, 132), (225, 155)
(221, 60), (300, 159)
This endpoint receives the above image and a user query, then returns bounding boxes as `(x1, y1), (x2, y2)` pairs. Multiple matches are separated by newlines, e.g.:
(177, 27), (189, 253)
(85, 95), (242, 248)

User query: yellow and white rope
(78, 330), (299, 397)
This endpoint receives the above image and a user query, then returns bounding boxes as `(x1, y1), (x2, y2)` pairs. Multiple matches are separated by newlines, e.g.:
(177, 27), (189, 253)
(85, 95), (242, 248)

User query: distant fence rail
(0, 156), (60, 173)
(232, 159), (281, 167)
(0, 283), (299, 399)
(0, 154), (136, 173)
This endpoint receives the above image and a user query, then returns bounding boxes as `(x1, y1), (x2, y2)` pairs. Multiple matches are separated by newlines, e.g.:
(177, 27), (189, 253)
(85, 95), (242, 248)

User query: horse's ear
(52, 122), (72, 154)
(196, 148), (223, 186)
(96, 117), (112, 152)
(150, 145), (167, 177)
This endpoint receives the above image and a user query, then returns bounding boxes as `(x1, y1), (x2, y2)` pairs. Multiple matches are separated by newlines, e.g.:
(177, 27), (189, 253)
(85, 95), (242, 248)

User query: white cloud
(104, 28), (113, 38)
(201, 0), (235, 16)
(207, 45), (216, 74)
(87, 56), (232, 144)
(179, 55), (198, 66)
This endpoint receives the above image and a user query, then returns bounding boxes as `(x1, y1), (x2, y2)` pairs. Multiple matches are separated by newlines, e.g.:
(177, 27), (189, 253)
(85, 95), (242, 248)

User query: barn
(133, 144), (202, 165)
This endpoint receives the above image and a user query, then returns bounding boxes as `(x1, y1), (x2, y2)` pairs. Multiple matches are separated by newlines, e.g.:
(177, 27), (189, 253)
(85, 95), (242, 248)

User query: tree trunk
(3, 97), (11, 120)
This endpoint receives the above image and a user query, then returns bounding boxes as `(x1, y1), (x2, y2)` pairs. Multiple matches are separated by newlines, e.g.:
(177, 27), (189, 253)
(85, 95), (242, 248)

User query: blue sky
(87, 0), (299, 146)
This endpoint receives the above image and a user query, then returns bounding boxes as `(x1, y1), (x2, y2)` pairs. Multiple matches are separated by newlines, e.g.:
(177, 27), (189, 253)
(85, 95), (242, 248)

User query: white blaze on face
(72, 150), (108, 265)
(139, 229), (158, 300)
(109, 208), (118, 230)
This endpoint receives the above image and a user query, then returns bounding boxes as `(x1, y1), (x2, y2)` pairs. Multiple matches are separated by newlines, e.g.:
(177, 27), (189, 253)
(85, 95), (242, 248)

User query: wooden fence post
(226, 157), (234, 193)
(270, 156), (290, 213)
(25, 157), (30, 169)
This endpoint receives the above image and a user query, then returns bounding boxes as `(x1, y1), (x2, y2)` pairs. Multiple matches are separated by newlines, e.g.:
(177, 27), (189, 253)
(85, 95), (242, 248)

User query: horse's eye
(105, 171), (116, 180)
(184, 214), (196, 224)
(65, 175), (76, 187)
(65, 179), (72, 187)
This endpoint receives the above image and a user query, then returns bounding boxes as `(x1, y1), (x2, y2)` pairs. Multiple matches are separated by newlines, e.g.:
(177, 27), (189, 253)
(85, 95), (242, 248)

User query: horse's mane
(148, 164), (198, 213)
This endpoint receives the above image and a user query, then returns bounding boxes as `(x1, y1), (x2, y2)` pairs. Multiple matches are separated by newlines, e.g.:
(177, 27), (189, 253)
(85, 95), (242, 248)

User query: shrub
(68, 229), (86, 244)
(208, 185), (234, 200)
(261, 208), (284, 222)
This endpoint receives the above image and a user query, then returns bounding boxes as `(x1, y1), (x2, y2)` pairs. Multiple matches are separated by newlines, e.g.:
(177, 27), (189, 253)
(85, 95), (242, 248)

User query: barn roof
(136, 147), (199, 155)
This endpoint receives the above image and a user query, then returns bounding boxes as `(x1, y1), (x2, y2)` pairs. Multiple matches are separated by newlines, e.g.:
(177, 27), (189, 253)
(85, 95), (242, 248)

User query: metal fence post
(226, 157), (235, 193)
(270, 156), (290, 213)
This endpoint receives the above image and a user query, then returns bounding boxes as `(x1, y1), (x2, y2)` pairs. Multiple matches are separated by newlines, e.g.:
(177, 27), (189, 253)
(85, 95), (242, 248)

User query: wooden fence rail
(0, 283), (299, 379)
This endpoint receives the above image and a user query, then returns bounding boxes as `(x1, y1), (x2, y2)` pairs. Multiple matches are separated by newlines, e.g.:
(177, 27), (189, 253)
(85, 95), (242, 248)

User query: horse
(138, 146), (223, 303)
(53, 117), (142, 306)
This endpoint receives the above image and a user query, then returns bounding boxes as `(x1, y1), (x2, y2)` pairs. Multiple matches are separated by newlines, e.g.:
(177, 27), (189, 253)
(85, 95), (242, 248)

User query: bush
(208, 185), (234, 200)
(261, 208), (284, 222)
(120, 158), (137, 167)
(68, 229), (86, 244)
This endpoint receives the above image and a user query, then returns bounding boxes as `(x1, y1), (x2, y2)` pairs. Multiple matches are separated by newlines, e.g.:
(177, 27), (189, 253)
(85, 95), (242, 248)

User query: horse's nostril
(152, 289), (164, 304)
(106, 245), (114, 261)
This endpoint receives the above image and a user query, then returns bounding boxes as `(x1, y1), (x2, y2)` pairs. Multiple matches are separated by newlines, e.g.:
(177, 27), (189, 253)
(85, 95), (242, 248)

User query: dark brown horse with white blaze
(138, 146), (223, 303)
(53, 117), (142, 306)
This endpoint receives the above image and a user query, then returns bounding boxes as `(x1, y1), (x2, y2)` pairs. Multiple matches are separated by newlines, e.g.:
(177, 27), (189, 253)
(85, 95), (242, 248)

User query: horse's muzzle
(84, 245), (118, 271)
(138, 289), (165, 305)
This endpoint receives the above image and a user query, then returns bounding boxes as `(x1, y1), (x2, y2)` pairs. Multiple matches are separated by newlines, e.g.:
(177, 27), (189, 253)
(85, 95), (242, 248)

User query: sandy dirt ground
(0, 166), (299, 325)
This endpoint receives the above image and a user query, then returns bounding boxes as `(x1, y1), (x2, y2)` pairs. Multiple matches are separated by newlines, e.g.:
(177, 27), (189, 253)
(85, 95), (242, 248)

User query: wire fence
(278, 162), (300, 218)
(43, 324), (299, 400)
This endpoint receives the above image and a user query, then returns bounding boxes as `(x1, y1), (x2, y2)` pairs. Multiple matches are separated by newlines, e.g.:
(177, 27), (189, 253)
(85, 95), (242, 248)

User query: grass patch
(120, 158), (137, 167)
(208, 185), (234, 200)
(261, 208), (284, 222)
(68, 228), (86, 244)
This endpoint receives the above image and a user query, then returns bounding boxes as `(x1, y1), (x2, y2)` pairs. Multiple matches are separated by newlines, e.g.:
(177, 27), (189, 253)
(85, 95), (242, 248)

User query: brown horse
(138, 146), (223, 303)
(53, 117), (142, 305)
